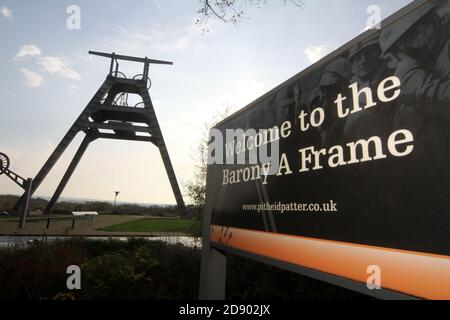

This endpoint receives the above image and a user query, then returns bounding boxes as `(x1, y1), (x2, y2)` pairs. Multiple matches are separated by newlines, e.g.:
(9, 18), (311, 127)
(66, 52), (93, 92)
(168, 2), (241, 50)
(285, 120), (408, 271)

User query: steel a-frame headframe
(14, 51), (187, 217)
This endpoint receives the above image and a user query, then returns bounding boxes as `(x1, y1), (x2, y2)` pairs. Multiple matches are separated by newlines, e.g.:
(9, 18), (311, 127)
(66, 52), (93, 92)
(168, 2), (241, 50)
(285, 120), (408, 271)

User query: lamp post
(114, 191), (120, 208)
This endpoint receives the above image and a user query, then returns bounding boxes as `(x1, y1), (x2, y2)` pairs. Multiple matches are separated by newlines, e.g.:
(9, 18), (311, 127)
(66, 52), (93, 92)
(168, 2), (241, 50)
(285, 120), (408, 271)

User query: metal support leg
(18, 178), (33, 229)
(14, 126), (80, 213)
(140, 89), (187, 217)
(158, 144), (187, 216)
(14, 79), (113, 213)
(44, 135), (93, 214)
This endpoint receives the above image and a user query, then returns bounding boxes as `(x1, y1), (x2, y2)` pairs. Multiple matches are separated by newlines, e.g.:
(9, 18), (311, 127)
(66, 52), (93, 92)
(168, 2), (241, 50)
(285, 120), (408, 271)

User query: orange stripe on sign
(210, 225), (450, 300)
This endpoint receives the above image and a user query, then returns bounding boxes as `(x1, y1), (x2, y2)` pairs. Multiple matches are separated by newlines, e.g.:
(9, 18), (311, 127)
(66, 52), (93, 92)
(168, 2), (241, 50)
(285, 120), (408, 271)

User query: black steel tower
(14, 51), (187, 216)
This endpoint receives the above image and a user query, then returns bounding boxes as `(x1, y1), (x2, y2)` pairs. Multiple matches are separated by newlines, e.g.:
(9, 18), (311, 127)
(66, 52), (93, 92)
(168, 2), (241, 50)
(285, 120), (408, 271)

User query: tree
(196, 0), (305, 26)
(185, 108), (231, 236)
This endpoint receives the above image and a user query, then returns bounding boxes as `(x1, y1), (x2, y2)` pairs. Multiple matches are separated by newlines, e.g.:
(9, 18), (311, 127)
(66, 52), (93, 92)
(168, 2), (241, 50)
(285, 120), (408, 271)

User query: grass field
(99, 218), (194, 233)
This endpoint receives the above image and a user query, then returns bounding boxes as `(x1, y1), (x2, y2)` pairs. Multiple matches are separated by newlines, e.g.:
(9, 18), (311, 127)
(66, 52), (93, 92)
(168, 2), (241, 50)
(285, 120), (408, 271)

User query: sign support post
(199, 183), (227, 300)
(199, 245), (227, 300)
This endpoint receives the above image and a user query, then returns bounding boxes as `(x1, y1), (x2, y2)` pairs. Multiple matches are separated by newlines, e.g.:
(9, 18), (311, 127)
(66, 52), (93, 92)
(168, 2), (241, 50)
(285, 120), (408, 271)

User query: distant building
(72, 211), (98, 216)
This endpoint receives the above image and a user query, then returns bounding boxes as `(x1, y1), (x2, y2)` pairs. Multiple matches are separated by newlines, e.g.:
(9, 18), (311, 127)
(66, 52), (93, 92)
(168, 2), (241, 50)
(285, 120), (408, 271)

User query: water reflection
(0, 236), (202, 248)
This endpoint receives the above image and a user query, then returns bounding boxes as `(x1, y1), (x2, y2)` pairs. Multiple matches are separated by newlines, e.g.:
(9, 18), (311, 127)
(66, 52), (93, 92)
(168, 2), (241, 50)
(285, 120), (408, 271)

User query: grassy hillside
(99, 218), (195, 233)
(0, 194), (180, 217)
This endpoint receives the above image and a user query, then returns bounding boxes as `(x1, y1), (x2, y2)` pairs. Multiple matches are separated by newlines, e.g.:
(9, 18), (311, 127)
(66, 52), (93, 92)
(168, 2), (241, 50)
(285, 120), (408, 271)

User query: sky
(0, 0), (413, 205)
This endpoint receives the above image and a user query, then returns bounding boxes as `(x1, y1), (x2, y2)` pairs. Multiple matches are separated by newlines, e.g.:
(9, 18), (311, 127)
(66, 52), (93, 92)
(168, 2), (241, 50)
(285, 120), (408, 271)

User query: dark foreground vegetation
(0, 238), (368, 300)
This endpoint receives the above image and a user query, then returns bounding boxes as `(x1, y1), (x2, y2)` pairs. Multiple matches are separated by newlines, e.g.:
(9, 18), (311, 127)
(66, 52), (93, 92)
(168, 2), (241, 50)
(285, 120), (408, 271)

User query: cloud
(37, 56), (81, 80)
(104, 22), (210, 55)
(14, 45), (81, 81)
(20, 68), (45, 88)
(1, 6), (13, 21)
(304, 45), (332, 64)
(15, 44), (42, 60)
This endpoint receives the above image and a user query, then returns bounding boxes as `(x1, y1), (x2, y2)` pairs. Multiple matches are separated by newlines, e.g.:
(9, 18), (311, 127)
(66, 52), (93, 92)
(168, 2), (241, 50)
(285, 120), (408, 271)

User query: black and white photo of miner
(319, 0), (450, 253)
(258, 0), (450, 254)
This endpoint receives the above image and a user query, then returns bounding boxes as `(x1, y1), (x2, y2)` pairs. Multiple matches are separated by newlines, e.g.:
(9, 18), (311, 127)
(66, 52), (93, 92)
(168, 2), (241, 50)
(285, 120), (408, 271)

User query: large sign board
(203, 0), (450, 299)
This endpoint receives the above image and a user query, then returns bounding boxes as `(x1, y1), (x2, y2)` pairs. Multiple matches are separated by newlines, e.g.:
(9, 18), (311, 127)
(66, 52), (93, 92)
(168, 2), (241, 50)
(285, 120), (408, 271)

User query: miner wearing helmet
(379, 0), (450, 154)
(343, 32), (394, 141)
(311, 56), (350, 146)
(379, 0), (450, 214)
(380, 0), (450, 115)
(318, 56), (350, 106)
(349, 33), (383, 86)
(340, 33), (395, 214)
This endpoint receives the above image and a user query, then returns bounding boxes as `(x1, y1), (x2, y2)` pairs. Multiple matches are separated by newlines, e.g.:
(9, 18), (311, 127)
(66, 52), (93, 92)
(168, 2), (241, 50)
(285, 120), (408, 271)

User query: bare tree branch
(196, 0), (305, 28)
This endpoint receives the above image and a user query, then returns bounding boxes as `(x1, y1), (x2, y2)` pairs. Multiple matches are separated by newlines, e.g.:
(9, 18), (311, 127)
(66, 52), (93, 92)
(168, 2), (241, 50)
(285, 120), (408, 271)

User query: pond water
(0, 235), (202, 248)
